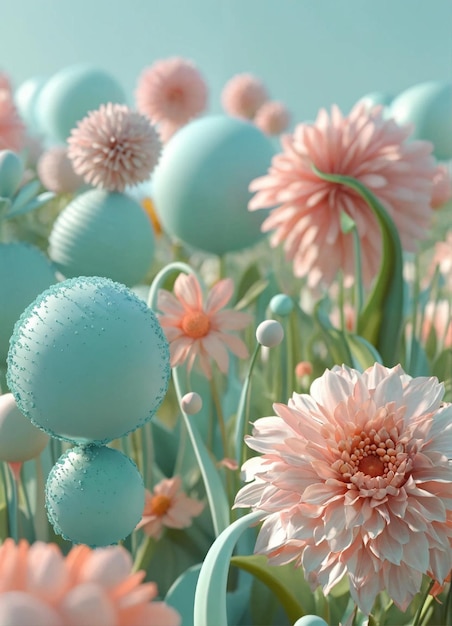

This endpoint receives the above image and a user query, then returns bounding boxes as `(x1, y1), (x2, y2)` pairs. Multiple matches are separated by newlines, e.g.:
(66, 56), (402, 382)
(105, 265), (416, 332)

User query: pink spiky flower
(135, 57), (208, 130)
(248, 103), (436, 288)
(0, 539), (181, 625)
(0, 89), (25, 152)
(221, 73), (269, 120)
(234, 363), (452, 615)
(254, 101), (291, 135)
(67, 103), (161, 192)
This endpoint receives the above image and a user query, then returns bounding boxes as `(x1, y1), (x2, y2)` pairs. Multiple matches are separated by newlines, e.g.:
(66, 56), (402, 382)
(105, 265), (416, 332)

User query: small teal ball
(7, 276), (170, 444)
(14, 75), (48, 133)
(293, 617), (329, 626)
(48, 189), (155, 287)
(152, 115), (275, 255)
(36, 64), (126, 143)
(0, 242), (56, 366)
(269, 294), (294, 316)
(45, 445), (145, 547)
(0, 150), (24, 197)
(390, 81), (452, 160)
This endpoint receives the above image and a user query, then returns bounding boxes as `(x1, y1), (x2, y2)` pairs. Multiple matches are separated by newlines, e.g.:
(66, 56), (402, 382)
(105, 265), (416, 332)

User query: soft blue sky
(1, 0), (451, 123)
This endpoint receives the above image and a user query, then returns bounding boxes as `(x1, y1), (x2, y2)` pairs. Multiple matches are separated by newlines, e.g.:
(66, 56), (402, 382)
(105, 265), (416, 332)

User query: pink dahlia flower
(67, 103), (161, 192)
(0, 89), (25, 152)
(254, 101), (291, 135)
(157, 273), (251, 378)
(221, 73), (269, 120)
(421, 300), (452, 349)
(0, 539), (181, 625)
(249, 103), (436, 287)
(234, 363), (452, 615)
(431, 163), (452, 208)
(37, 145), (84, 194)
(136, 476), (204, 539)
(135, 57), (208, 128)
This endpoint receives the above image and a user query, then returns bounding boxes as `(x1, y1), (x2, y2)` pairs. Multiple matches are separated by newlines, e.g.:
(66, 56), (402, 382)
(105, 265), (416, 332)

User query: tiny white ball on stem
(256, 319), (284, 348)
(181, 391), (203, 415)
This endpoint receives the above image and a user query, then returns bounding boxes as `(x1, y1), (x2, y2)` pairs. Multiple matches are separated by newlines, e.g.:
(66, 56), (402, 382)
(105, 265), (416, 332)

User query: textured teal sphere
(46, 445), (145, 547)
(0, 242), (56, 366)
(390, 81), (452, 160)
(7, 276), (170, 444)
(0, 150), (24, 197)
(48, 189), (155, 287)
(152, 115), (275, 255)
(36, 64), (126, 142)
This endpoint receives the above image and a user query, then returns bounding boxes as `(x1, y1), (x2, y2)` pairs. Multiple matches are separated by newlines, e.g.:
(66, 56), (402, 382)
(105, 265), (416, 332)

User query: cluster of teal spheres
(7, 276), (171, 547)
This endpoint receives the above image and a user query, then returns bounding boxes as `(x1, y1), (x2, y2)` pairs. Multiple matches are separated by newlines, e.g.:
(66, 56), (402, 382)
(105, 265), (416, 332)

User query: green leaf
(340, 209), (357, 234)
(347, 333), (383, 371)
(5, 179), (41, 216)
(6, 191), (55, 218)
(312, 166), (404, 366)
(314, 298), (353, 366)
(234, 278), (269, 311)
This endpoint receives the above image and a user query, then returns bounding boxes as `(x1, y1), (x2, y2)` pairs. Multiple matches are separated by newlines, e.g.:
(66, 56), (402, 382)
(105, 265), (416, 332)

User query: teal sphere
(390, 81), (452, 160)
(293, 617), (328, 626)
(269, 293), (294, 316)
(0, 150), (24, 197)
(48, 189), (155, 287)
(36, 64), (126, 143)
(152, 115), (275, 255)
(358, 91), (393, 109)
(14, 75), (48, 134)
(46, 445), (145, 547)
(7, 276), (170, 444)
(0, 242), (56, 366)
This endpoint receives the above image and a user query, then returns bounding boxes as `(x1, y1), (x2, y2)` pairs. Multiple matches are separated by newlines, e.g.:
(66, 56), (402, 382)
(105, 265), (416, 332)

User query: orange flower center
(182, 311), (210, 338)
(150, 494), (171, 517)
(357, 455), (385, 478)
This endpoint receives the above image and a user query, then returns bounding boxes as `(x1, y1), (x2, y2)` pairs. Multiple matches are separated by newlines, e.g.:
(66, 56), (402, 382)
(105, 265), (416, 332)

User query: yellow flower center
(182, 311), (210, 339)
(150, 494), (172, 517)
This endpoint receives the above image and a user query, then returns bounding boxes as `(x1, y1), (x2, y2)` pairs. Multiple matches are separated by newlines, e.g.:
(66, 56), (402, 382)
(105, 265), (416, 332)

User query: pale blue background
(0, 0), (451, 124)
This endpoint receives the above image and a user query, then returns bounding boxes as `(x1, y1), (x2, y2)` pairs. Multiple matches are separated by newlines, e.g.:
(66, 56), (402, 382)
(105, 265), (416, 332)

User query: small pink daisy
(249, 103), (436, 287)
(37, 145), (84, 194)
(157, 273), (251, 378)
(0, 89), (25, 152)
(67, 103), (162, 192)
(136, 476), (204, 539)
(234, 363), (452, 615)
(221, 73), (269, 120)
(135, 57), (208, 128)
(254, 101), (291, 135)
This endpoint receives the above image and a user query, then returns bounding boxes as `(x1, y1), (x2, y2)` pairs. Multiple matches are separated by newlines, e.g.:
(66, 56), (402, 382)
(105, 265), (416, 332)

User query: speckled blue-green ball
(45, 445), (145, 547)
(269, 294), (294, 316)
(7, 276), (170, 444)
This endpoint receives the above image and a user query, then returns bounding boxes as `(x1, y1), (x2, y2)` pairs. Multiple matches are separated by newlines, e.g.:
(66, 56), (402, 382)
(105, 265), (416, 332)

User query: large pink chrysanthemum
(0, 539), (181, 625)
(221, 73), (269, 120)
(136, 476), (204, 539)
(0, 89), (25, 152)
(157, 273), (251, 378)
(234, 363), (452, 615)
(248, 103), (436, 287)
(67, 103), (161, 192)
(135, 57), (208, 128)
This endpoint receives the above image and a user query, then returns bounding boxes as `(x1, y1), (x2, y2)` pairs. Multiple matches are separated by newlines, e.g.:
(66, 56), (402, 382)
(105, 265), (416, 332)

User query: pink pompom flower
(248, 103), (436, 288)
(135, 57), (208, 129)
(221, 73), (269, 120)
(37, 145), (84, 194)
(157, 273), (251, 379)
(0, 539), (181, 626)
(0, 89), (25, 152)
(136, 476), (204, 539)
(67, 103), (161, 192)
(234, 363), (452, 615)
(254, 101), (291, 135)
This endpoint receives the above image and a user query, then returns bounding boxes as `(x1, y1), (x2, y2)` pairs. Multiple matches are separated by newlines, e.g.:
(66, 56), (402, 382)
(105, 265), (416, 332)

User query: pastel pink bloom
(421, 300), (452, 349)
(254, 101), (291, 135)
(249, 103), (436, 287)
(221, 73), (269, 119)
(431, 231), (452, 289)
(157, 273), (251, 378)
(37, 145), (84, 194)
(431, 163), (452, 208)
(67, 103), (161, 192)
(136, 476), (204, 539)
(0, 71), (12, 94)
(234, 363), (452, 615)
(0, 538), (181, 626)
(135, 57), (208, 128)
(0, 89), (25, 152)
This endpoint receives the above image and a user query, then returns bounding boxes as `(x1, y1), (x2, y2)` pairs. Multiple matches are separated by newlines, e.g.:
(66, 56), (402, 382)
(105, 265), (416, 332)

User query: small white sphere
(0, 393), (49, 462)
(256, 320), (284, 348)
(293, 616), (329, 626)
(181, 392), (203, 415)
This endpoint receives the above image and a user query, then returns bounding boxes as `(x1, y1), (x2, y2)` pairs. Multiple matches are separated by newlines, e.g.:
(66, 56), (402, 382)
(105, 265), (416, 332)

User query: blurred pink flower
(37, 145), (84, 194)
(249, 103), (436, 287)
(221, 73), (269, 120)
(431, 231), (452, 289)
(0, 89), (25, 152)
(421, 300), (452, 349)
(0, 71), (12, 94)
(157, 273), (251, 378)
(135, 57), (208, 130)
(0, 539), (181, 626)
(67, 103), (161, 192)
(254, 101), (291, 135)
(136, 476), (204, 539)
(431, 163), (452, 208)
(234, 363), (452, 615)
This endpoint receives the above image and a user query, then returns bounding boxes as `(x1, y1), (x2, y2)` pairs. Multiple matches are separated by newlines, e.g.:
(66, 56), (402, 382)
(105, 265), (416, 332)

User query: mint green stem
(234, 342), (261, 466)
